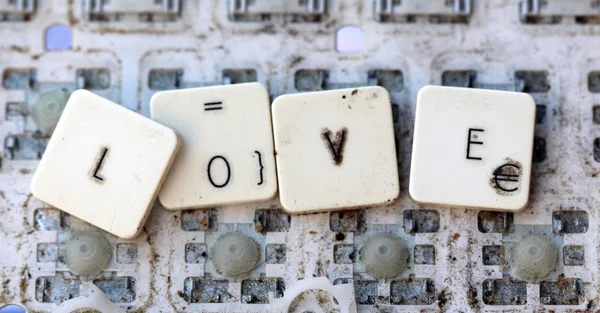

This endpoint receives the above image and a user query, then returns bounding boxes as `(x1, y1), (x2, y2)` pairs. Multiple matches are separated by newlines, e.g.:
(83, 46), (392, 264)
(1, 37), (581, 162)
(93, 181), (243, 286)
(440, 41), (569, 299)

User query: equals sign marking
(204, 101), (223, 111)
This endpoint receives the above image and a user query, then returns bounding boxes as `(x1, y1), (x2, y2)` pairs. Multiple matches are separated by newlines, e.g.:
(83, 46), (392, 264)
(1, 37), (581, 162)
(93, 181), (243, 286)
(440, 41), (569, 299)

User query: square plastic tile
(409, 86), (535, 211)
(31, 90), (179, 238)
(272, 87), (399, 213)
(150, 83), (277, 209)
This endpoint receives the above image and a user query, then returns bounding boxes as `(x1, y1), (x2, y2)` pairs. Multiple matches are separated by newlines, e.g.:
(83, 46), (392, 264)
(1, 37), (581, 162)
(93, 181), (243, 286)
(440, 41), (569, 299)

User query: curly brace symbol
(255, 151), (264, 185)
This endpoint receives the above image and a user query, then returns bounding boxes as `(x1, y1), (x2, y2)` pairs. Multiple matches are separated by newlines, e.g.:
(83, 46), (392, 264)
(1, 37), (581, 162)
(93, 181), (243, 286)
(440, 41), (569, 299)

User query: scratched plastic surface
(0, 1), (599, 312)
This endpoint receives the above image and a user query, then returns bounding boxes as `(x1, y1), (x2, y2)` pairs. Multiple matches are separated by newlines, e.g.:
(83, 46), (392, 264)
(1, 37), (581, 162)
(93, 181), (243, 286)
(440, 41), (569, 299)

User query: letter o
(207, 155), (231, 188)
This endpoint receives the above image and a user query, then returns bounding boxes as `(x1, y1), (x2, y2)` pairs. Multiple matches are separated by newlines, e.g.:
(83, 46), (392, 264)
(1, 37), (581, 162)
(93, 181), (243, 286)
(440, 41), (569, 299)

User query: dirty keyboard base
(1, 0), (599, 312)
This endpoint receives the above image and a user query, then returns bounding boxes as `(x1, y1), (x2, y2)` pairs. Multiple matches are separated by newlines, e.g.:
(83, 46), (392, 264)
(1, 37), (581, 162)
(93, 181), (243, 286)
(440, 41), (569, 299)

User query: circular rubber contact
(360, 233), (409, 279)
(211, 232), (260, 277)
(511, 234), (558, 281)
(65, 231), (112, 277)
(31, 89), (70, 135)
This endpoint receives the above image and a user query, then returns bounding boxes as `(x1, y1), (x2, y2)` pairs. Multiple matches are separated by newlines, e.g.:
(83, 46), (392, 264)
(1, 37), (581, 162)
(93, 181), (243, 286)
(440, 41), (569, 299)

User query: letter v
(321, 127), (348, 166)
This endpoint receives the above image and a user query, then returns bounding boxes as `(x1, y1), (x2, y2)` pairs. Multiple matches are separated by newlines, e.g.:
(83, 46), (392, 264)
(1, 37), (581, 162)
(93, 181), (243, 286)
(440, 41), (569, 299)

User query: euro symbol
(493, 163), (521, 193)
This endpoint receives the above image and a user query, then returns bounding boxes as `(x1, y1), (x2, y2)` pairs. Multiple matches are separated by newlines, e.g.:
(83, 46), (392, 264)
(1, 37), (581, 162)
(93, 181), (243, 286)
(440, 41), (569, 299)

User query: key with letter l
(31, 90), (180, 239)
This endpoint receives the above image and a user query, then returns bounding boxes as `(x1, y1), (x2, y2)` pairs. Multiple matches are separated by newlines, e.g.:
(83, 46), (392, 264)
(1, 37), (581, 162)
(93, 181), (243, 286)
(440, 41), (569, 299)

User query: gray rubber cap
(211, 232), (260, 277)
(65, 231), (112, 277)
(31, 89), (70, 135)
(511, 234), (558, 281)
(360, 233), (408, 279)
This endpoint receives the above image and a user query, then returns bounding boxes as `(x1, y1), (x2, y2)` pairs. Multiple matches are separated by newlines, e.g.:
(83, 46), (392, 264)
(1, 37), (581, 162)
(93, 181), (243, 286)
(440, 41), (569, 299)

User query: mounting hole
(79, 242), (90, 254)
(378, 244), (388, 255)
(45, 24), (72, 51)
(335, 26), (364, 53)
(228, 243), (239, 254)
(288, 289), (341, 313)
(0, 304), (26, 313)
(528, 246), (539, 256)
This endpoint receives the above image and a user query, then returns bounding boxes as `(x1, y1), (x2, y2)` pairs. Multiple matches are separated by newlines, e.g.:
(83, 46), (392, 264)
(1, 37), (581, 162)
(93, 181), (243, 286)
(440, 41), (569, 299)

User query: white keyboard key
(150, 83), (277, 210)
(409, 86), (536, 211)
(272, 87), (400, 213)
(31, 90), (180, 239)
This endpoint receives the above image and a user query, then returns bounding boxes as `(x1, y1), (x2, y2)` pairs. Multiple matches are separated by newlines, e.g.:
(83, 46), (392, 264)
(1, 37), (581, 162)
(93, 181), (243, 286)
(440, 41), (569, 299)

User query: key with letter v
(272, 86), (400, 214)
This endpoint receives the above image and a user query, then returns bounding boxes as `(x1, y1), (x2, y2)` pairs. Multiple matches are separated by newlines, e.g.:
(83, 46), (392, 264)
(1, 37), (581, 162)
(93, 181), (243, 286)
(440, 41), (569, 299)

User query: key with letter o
(151, 83), (277, 210)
